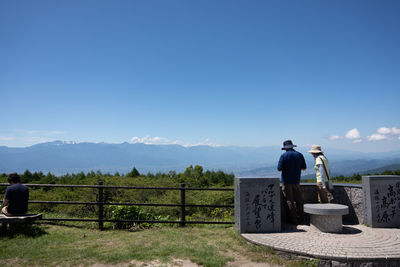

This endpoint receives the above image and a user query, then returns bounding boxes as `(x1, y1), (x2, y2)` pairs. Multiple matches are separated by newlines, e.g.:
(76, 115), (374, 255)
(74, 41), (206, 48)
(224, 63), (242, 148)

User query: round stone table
(304, 203), (349, 233)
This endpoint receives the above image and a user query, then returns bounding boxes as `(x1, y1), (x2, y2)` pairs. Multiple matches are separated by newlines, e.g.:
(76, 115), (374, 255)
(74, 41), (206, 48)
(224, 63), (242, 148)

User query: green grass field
(0, 223), (318, 267)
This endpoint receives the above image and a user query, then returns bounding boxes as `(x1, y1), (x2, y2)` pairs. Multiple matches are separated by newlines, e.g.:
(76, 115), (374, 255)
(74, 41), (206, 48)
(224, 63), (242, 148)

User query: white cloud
(367, 134), (387, 141)
(375, 126), (400, 135)
(329, 126), (400, 144)
(365, 126), (400, 142)
(392, 127), (400, 135)
(184, 138), (220, 147)
(0, 136), (15, 141)
(131, 136), (175, 145)
(130, 136), (220, 147)
(329, 135), (343, 140)
(345, 128), (361, 140)
(377, 127), (391, 135)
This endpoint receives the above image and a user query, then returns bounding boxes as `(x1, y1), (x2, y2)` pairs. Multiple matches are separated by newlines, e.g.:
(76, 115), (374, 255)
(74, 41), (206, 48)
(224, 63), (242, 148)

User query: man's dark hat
(282, 140), (297, 150)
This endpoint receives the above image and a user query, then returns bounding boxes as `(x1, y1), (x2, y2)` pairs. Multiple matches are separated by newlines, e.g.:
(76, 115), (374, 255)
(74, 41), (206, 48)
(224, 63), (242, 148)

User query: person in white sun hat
(309, 145), (332, 203)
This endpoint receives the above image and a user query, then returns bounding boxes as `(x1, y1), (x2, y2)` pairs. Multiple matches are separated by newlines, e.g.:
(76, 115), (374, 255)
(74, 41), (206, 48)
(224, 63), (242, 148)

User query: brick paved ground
(242, 224), (400, 264)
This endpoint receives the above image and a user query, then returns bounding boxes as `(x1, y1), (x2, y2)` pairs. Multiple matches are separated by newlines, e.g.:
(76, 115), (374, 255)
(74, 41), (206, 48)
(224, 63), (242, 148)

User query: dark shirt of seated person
(1, 173), (29, 216)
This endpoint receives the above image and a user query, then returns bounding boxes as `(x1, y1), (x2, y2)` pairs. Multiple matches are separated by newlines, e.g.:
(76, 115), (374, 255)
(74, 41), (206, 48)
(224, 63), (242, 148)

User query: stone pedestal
(310, 214), (343, 233)
(363, 175), (400, 228)
(304, 203), (349, 233)
(235, 178), (281, 233)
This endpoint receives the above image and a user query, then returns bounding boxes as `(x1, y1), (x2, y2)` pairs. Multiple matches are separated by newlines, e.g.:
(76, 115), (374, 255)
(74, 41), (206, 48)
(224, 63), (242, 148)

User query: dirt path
(91, 255), (276, 266)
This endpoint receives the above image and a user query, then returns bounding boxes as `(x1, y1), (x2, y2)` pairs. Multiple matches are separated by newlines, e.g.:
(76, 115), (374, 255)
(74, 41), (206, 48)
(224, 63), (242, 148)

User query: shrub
(109, 205), (169, 230)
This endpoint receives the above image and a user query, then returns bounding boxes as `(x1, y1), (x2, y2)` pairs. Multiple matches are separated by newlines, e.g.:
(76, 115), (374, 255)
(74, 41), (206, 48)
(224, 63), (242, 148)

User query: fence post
(98, 181), (104, 230)
(180, 183), (186, 227)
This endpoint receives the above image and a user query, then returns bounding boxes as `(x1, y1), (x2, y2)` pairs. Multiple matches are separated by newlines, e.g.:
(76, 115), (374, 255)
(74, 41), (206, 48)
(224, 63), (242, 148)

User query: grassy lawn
(0, 223), (318, 267)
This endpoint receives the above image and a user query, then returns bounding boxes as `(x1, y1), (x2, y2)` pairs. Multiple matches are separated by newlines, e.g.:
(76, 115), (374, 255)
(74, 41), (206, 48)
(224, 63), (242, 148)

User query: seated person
(1, 173), (29, 216)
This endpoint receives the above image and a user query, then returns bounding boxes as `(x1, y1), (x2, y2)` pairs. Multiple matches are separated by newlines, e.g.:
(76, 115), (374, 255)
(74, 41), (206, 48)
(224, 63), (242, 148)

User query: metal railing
(0, 182), (234, 230)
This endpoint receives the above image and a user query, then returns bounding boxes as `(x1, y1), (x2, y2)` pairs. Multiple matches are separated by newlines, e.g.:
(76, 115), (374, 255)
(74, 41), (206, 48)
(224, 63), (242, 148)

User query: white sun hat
(308, 145), (323, 153)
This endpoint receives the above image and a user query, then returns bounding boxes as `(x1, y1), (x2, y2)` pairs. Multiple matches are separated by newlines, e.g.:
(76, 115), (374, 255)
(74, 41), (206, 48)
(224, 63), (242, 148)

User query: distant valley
(0, 141), (399, 178)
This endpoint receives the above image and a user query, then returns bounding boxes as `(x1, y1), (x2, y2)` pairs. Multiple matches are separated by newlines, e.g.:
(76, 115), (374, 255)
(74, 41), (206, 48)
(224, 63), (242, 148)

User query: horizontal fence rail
(0, 182), (234, 229)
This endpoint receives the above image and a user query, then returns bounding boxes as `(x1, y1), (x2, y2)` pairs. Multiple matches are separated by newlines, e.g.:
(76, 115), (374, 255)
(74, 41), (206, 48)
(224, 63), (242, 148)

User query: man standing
(1, 173), (29, 216)
(277, 140), (306, 224)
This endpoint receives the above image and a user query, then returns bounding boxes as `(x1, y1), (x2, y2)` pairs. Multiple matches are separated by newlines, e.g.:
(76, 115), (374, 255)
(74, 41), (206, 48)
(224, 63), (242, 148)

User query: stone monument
(235, 178), (281, 233)
(363, 175), (400, 228)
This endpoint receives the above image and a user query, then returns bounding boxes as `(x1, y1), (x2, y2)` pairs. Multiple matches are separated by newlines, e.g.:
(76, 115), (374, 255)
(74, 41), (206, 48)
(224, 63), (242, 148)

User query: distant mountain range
(0, 141), (399, 177)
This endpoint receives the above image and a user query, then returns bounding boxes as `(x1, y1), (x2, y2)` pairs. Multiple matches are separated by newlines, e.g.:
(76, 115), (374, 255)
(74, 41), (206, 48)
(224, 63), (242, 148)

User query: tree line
(2, 167), (399, 186)
(0, 165), (235, 222)
(330, 169), (400, 183)
(0, 165), (235, 187)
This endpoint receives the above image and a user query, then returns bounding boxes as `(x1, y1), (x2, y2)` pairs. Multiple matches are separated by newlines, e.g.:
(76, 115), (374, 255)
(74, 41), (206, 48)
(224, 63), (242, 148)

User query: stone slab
(304, 203), (349, 216)
(235, 178), (281, 233)
(362, 175), (400, 228)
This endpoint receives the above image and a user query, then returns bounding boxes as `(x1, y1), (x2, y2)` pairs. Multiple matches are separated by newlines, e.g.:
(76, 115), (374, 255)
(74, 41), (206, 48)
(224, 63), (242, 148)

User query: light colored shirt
(314, 155), (330, 188)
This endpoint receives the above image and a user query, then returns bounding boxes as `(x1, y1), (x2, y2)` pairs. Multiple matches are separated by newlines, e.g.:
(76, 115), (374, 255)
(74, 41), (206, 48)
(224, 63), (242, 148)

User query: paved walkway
(242, 224), (400, 262)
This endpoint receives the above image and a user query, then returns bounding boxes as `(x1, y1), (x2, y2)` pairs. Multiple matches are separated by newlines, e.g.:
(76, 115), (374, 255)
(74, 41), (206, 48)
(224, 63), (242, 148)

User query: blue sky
(1, 0), (400, 152)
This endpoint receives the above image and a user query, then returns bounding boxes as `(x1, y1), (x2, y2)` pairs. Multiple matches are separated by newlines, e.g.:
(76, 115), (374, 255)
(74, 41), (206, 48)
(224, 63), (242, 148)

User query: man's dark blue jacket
(277, 149), (306, 184)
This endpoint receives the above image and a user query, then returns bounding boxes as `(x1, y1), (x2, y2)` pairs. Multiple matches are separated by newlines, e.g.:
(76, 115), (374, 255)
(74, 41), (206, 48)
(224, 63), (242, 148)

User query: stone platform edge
(240, 233), (400, 262)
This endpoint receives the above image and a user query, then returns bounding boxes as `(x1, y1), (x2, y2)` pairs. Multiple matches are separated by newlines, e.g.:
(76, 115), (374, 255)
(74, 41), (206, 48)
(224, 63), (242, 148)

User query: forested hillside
(0, 165), (235, 225)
